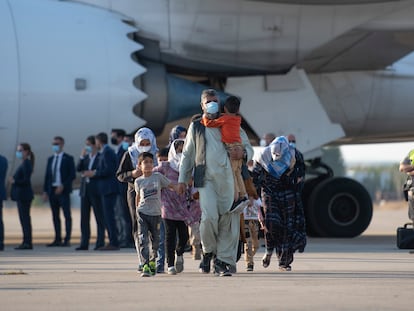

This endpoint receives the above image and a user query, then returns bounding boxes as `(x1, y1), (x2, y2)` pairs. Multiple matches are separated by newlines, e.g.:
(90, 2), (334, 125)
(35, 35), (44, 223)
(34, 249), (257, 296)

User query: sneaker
(167, 266), (177, 275)
(279, 265), (292, 271)
(214, 259), (232, 277)
(246, 263), (254, 272)
(199, 252), (214, 273)
(262, 253), (272, 268)
(148, 261), (157, 276)
(140, 264), (151, 277)
(156, 266), (165, 274)
(137, 264), (143, 273)
(175, 255), (184, 273)
(229, 197), (249, 214)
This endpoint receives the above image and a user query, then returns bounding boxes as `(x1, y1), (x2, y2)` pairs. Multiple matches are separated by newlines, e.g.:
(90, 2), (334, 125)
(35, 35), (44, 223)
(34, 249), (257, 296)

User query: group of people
(0, 88), (308, 277)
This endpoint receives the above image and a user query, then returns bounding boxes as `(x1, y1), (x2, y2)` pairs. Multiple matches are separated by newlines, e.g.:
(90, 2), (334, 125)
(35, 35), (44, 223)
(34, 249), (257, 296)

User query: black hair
(224, 96), (241, 114)
(157, 147), (169, 158)
(95, 132), (108, 144)
(86, 135), (95, 145)
(111, 129), (126, 137)
(138, 152), (154, 165)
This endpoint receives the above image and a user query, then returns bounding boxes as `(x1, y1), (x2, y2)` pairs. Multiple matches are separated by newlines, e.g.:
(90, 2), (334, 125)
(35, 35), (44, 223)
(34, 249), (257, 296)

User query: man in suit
(111, 129), (133, 248)
(75, 135), (105, 251)
(43, 136), (76, 247)
(84, 132), (120, 250)
(0, 154), (8, 251)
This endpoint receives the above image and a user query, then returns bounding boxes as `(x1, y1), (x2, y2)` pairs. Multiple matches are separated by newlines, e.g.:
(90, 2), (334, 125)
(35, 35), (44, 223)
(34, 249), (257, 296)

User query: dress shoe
(61, 241), (71, 247)
(75, 246), (88, 251)
(93, 245), (104, 251)
(46, 241), (62, 247)
(15, 243), (33, 250)
(98, 244), (120, 251)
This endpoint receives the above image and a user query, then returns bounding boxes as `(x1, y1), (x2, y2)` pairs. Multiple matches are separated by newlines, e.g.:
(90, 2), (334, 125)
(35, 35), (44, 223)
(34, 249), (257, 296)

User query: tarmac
(1, 201), (413, 311)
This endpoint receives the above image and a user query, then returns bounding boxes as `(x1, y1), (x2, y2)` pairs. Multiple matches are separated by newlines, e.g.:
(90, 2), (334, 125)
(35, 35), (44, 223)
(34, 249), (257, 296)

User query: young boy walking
(134, 152), (178, 277)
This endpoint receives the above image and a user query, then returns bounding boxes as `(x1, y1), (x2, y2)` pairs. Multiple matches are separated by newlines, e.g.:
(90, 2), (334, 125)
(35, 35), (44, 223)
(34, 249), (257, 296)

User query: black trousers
(49, 190), (71, 243)
(79, 185), (105, 248)
(17, 199), (32, 245)
(164, 218), (189, 268)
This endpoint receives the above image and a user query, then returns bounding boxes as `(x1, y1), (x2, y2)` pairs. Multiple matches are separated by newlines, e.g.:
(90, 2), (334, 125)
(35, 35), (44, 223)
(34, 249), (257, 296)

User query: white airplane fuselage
(2, 0), (414, 236)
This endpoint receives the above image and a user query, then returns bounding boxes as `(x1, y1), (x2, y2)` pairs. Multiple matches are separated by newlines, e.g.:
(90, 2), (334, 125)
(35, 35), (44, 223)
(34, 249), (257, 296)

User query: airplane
(2, 0), (414, 238)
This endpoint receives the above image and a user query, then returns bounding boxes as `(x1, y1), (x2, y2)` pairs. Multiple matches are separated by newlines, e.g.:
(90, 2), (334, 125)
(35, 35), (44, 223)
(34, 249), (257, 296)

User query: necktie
(52, 155), (58, 183)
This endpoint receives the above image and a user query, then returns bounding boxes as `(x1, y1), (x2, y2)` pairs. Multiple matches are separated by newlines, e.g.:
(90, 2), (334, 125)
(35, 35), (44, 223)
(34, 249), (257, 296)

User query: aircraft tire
(307, 177), (373, 237)
(302, 177), (327, 237)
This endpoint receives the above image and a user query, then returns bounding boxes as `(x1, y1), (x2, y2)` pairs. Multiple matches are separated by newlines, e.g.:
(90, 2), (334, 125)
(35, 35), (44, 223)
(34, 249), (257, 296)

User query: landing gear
(303, 159), (373, 237)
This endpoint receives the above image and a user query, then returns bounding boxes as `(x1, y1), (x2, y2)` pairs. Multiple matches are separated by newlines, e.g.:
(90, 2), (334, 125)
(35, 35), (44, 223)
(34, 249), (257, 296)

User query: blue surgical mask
(121, 141), (130, 150)
(289, 142), (296, 149)
(16, 151), (23, 159)
(85, 145), (93, 154)
(52, 144), (60, 153)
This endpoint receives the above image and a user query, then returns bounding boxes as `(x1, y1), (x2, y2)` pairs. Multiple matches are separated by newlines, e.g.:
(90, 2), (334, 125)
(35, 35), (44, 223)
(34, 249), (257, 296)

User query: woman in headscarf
(252, 136), (306, 271)
(167, 125), (187, 149)
(116, 127), (158, 270)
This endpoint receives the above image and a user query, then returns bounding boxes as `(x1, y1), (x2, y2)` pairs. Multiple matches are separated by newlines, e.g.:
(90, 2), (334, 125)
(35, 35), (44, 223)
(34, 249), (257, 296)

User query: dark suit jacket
(77, 153), (100, 197)
(43, 152), (76, 195)
(12, 158), (33, 202)
(116, 151), (135, 209)
(116, 147), (126, 166)
(0, 155), (8, 201)
(94, 145), (119, 196)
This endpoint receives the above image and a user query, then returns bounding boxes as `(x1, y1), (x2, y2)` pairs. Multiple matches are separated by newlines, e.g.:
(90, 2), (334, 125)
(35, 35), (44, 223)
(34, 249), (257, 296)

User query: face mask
(111, 137), (118, 145)
(52, 145), (60, 153)
(259, 139), (266, 147)
(16, 151), (23, 159)
(121, 141), (130, 150)
(289, 142), (296, 149)
(137, 145), (151, 153)
(85, 145), (92, 154)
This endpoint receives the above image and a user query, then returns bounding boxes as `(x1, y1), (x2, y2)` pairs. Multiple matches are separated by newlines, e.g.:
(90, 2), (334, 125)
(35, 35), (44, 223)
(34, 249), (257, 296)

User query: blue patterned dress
(252, 163), (306, 268)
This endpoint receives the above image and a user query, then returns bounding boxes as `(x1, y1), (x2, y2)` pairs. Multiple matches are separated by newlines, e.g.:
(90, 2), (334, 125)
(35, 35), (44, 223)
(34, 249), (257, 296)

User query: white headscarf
(168, 139), (184, 172)
(256, 136), (295, 179)
(128, 127), (159, 167)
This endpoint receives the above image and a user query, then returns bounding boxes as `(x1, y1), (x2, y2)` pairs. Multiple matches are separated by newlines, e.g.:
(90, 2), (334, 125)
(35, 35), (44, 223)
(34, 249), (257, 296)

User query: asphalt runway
(1, 202), (413, 311)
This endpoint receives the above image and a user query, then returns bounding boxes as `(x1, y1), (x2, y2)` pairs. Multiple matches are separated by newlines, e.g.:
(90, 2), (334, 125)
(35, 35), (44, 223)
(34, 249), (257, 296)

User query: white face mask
(137, 145), (151, 153)
(259, 139), (266, 147)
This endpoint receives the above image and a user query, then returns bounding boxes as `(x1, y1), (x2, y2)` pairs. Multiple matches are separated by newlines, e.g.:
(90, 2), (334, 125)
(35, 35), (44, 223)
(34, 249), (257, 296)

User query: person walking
(116, 127), (159, 269)
(75, 135), (105, 251)
(154, 139), (197, 275)
(0, 153), (7, 251)
(43, 136), (76, 247)
(134, 152), (178, 277)
(252, 136), (306, 271)
(10, 143), (35, 250)
(178, 89), (253, 276)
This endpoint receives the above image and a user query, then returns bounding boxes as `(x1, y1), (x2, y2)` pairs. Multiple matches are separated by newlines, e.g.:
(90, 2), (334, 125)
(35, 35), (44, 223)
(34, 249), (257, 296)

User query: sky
(340, 142), (414, 165)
